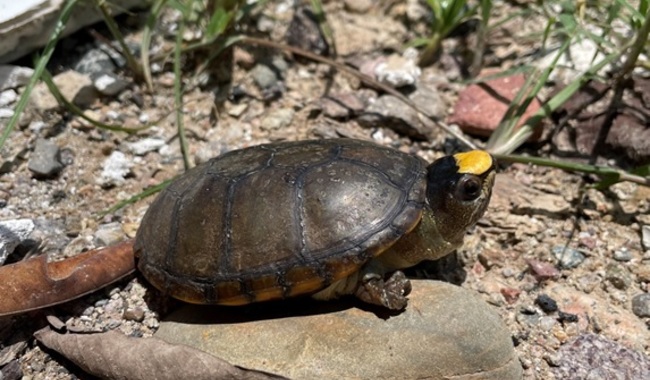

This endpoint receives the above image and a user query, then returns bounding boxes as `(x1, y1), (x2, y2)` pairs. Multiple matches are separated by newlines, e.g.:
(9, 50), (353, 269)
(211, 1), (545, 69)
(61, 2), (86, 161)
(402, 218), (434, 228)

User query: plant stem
(174, 7), (191, 171)
(95, 0), (142, 78)
(417, 33), (442, 67)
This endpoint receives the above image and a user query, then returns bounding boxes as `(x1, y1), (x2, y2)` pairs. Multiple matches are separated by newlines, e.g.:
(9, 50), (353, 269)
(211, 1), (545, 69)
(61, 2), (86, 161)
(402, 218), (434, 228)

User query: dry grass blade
(34, 328), (287, 380)
(0, 240), (135, 317)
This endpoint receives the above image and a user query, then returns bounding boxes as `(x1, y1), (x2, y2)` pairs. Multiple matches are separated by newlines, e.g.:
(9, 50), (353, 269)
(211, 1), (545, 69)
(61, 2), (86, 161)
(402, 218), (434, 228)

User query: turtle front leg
(355, 271), (412, 310)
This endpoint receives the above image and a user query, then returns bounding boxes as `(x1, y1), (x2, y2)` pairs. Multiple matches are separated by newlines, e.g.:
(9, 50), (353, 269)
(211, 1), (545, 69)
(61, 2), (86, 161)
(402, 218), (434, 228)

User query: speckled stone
(553, 334), (650, 379)
(632, 293), (650, 318)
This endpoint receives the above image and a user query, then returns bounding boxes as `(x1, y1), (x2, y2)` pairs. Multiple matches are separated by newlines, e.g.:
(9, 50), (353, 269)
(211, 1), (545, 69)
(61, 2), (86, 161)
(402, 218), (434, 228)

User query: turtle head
(425, 150), (496, 243)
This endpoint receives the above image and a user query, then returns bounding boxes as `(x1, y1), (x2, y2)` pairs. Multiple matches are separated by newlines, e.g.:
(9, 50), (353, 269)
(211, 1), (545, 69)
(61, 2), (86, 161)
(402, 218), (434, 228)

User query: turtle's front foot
(355, 271), (412, 310)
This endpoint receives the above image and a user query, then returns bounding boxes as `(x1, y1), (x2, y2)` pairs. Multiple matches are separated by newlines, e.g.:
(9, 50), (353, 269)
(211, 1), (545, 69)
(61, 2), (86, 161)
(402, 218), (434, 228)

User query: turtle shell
(134, 139), (427, 305)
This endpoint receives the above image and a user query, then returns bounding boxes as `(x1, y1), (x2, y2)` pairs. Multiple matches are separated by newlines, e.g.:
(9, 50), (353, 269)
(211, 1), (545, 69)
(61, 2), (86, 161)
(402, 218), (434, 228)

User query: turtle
(134, 138), (496, 310)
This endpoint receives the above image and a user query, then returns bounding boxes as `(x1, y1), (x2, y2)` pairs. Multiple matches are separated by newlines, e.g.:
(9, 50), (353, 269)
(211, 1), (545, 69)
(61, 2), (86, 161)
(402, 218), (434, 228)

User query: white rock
(0, 218), (35, 265)
(0, 89), (17, 106)
(98, 151), (133, 187)
(127, 138), (166, 156)
(0, 65), (34, 90)
(375, 47), (421, 87)
(0, 108), (13, 118)
(93, 72), (129, 96)
(0, 0), (149, 63)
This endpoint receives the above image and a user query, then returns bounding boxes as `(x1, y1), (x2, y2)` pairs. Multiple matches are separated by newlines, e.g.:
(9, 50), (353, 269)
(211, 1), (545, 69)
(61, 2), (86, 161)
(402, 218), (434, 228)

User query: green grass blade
(141, 0), (168, 92)
(174, 0), (191, 170)
(99, 179), (173, 217)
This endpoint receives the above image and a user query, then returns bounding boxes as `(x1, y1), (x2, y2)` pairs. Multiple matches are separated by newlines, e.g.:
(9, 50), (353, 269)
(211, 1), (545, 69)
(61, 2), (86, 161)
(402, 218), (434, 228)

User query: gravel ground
(0, 2), (649, 379)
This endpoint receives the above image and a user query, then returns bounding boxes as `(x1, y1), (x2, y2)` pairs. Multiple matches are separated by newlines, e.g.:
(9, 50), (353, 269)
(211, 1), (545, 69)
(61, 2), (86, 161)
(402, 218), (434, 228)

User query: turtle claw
(355, 270), (411, 310)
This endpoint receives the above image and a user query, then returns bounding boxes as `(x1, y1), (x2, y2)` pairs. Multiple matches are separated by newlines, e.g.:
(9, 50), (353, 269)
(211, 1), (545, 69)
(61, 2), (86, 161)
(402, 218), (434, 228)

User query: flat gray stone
(251, 64), (278, 90)
(632, 293), (650, 318)
(358, 95), (432, 139)
(156, 280), (522, 380)
(28, 138), (64, 178)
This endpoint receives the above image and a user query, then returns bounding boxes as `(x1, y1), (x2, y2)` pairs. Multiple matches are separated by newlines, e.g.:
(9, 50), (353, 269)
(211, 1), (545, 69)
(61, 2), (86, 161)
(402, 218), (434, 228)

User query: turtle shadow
(162, 296), (363, 325)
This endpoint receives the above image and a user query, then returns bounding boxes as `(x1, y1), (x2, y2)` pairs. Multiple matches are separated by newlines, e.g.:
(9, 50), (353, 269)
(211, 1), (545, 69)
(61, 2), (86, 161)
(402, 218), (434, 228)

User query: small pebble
(526, 259), (560, 281)
(631, 293), (650, 318)
(74, 48), (118, 75)
(106, 320), (122, 330)
(123, 307), (146, 322)
(613, 247), (633, 261)
(0, 65), (34, 91)
(227, 103), (248, 117)
(260, 108), (294, 131)
(501, 267), (515, 277)
(0, 89), (17, 106)
(606, 263), (632, 290)
(535, 294), (558, 313)
(251, 64), (278, 90)
(0, 108), (13, 118)
(92, 72), (129, 96)
(344, 0), (373, 13)
(552, 246), (586, 269)
(285, 6), (329, 56)
(500, 287), (521, 304)
(126, 138), (166, 156)
(538, 316), (557, 332)
(543, 353), (562, 367)
(94, 222), (124, 247)
(28, 139), (64, 178)
(520, 305), (538, 315)
(98, 151), (133, 187)
(558, 311), (579, 323)
(576, 273), (601, 293)
(375, 48), (421, 88)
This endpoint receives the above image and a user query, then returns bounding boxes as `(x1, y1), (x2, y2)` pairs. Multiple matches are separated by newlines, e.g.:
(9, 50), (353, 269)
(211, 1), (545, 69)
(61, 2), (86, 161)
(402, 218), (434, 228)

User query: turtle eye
(455, 175), (482, 201)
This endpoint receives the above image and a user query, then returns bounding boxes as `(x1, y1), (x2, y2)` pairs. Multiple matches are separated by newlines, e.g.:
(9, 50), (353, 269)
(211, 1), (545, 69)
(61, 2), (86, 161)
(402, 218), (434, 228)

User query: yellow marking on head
(453, 150), (493, 175)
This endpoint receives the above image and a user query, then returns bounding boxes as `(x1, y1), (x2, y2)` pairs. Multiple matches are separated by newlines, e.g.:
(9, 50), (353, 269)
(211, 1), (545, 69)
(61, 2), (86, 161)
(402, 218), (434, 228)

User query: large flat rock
(156, 280), (522, 379)
(0, 0), (148, 63)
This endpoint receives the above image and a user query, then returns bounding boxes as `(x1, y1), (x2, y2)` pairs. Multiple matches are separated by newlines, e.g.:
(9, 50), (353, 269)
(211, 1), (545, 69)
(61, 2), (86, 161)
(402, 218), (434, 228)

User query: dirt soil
(0, 2), (649, 379)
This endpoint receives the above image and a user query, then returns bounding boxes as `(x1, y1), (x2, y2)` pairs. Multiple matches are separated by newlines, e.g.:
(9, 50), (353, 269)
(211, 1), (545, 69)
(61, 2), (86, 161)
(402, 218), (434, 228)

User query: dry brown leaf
(35, 328), (286, 380)
(0, 240), (136, 316)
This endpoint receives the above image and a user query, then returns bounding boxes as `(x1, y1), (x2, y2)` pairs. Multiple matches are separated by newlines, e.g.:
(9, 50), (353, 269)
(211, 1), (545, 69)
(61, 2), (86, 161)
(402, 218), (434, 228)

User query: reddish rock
(448, 72), (542, 139)
(500, 287), (522, 304)
(526, 259), (560, 281)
